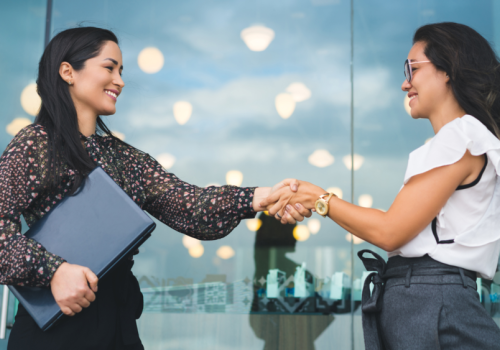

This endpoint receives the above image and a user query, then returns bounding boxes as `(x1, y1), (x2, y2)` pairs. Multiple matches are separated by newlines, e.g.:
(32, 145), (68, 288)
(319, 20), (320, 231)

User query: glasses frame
(404, 59), (431, 83)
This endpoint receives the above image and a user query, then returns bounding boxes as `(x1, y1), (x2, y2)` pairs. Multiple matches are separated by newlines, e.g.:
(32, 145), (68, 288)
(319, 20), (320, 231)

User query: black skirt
(7, 260), (144, 350)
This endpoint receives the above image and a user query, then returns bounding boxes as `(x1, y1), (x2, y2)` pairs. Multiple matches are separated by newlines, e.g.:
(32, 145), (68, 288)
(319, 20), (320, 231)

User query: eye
(105, 66), (113, 71)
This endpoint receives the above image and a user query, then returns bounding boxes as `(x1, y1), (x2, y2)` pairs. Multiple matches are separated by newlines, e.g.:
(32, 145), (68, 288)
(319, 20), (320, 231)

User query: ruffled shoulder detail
(404, 115), (500, 184)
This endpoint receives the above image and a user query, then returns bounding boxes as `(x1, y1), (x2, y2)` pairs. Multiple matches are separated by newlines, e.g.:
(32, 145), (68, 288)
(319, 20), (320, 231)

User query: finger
(269, 198), (287, 216)
(285, 205), (304, 222)
(260, 187), (288, 208)
(77, 298), (91, 309)
(294, 203), (312, 218)
(276, 206), (287, 224)
(84, 268), (99, 293)
(273, 178), (299, 192)
(282, 212), (296, 225)
(287, 179), (299, 192)
(69, 304), (83, 314)
(60, 306), (74, 316)
(84, 289), (96, 303)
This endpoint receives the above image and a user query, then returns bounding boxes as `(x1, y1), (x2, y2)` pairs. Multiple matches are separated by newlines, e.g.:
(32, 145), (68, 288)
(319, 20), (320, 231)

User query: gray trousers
(359, 250), (500, 349)
(375, 257), (500, 350)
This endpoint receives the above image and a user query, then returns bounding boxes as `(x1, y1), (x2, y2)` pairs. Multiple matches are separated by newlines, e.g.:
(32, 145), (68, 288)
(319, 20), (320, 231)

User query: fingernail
(286, 205), (292, 212)
(292, 185), (298, 191)
(295, 203), (301, 210)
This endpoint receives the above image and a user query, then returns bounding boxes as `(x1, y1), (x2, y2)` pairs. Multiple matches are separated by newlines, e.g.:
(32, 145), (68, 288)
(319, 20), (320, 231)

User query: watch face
(316, 200), (327, 216)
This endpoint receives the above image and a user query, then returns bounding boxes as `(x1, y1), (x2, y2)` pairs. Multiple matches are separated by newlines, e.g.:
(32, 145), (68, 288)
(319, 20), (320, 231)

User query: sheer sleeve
(0, 126), (65, 287)
(141, 154), (256, 240)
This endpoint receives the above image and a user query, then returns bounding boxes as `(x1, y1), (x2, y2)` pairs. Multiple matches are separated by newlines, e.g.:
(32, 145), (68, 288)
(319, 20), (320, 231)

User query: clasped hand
(262, 179), (325, 224)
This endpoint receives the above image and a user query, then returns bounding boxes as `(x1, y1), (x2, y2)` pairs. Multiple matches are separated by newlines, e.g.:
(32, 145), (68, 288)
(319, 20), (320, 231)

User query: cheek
(76, 74), (112, 107)
(414, 79), (445, 111)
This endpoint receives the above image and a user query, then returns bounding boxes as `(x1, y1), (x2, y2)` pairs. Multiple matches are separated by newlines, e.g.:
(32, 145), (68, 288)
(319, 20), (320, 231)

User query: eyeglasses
(404, 59), (430, 83)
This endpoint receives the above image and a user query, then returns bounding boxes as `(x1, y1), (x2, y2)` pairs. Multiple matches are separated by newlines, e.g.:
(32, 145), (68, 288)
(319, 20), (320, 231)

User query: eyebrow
(103, 58), (123, 70)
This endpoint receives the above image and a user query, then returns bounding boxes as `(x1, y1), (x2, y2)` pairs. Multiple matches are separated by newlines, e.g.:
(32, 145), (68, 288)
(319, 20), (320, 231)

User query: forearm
(326, 198), (394, 250)
(0, 230), (66, 287)
(281, 182), (399, 251)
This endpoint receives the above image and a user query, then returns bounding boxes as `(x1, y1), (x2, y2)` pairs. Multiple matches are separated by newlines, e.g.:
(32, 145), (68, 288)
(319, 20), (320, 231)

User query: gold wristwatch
(314, 192), (337, 217)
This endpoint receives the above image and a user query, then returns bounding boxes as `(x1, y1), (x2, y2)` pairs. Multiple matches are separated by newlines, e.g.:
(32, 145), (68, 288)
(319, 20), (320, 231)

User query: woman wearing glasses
(262, 22), (500, 349)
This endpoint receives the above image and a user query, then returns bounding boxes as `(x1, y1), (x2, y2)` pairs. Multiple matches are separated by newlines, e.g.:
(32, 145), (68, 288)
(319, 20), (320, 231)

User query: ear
(59, 62), (74, 85)
(444, 72), (450, 83)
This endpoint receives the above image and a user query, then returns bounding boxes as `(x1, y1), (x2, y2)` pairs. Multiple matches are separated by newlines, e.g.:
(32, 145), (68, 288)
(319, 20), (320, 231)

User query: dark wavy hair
(413, 22), (500, 138)
(35, 27), (119, 193)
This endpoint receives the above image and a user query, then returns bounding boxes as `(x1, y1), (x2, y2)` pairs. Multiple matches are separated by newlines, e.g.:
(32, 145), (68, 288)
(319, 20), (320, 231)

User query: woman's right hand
(49, 262), (98, 316)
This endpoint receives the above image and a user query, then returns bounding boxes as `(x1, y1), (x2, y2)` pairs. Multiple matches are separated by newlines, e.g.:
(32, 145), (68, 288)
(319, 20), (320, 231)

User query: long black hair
(413, 22), (500, 138)
(35, 27), (119, 193)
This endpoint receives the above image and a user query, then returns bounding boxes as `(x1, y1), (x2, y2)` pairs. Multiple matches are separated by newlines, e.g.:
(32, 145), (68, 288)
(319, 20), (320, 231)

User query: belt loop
(458, 268), (467, 288)
(405, 265), (413, 288)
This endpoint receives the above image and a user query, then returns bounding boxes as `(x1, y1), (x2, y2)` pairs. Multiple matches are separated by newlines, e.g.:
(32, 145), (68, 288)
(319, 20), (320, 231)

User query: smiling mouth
(104, 90), (118, 101)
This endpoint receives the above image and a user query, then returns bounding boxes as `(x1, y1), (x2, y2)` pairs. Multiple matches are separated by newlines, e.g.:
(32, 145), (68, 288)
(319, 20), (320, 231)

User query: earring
(68, 81), (73, 86)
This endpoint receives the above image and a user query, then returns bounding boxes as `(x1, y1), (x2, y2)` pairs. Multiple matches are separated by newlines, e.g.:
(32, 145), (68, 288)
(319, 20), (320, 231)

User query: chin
(410, 110), (426, 120)
(99, 108), (117, 116)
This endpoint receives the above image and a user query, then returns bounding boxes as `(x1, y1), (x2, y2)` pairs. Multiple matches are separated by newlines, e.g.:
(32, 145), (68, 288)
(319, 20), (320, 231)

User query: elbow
(377, 241), (395, 253)
(372, 228), (400, 252)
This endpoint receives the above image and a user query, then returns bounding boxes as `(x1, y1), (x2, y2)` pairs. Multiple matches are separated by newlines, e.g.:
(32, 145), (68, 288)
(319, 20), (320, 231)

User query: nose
(114, 73), (125, 89)
(401, 79), (411, 92)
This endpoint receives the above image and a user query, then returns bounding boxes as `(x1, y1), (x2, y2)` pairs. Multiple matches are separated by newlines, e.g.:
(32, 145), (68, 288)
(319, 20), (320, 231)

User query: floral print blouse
(0, 125), (256, 288)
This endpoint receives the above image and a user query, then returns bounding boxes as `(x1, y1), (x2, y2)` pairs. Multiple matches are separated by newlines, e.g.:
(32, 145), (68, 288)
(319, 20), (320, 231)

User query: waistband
(357, 249), (477, 350)
(387, 254), (476, 276)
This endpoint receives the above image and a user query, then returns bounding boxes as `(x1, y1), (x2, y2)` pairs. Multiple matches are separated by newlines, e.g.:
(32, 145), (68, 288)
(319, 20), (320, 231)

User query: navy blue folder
(8, 167), (156, 331)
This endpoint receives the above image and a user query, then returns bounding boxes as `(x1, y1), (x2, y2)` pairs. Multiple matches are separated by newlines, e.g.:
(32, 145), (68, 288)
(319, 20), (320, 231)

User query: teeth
(105, 90), (117, 98)
(409, 95), (416, 100)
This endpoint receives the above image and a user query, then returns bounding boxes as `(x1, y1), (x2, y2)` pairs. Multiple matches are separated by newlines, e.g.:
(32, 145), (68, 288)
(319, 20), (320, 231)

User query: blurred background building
(1, 0), (500, 349)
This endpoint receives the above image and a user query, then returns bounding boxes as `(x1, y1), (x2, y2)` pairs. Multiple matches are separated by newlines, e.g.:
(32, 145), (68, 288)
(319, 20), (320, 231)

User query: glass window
(0, 1), (47, 347)
(2, 0), (500, 348)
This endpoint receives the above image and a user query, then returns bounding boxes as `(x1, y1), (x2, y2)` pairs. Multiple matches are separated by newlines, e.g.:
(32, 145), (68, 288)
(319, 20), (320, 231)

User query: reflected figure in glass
(250, 212), (334, 350)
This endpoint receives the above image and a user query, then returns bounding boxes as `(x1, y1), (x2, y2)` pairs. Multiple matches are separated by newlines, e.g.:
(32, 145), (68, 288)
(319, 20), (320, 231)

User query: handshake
(256, 179), (331, 225)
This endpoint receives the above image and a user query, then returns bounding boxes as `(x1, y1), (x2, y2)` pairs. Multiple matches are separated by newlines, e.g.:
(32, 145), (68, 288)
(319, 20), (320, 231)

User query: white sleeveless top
(388, 115), (500, 279)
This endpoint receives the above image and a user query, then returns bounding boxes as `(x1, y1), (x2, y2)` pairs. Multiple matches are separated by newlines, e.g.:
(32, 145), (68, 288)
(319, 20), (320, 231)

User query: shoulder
(11, 124), (47, 142)
(3, 124), (48, 156)
(404, 115), (500, 184)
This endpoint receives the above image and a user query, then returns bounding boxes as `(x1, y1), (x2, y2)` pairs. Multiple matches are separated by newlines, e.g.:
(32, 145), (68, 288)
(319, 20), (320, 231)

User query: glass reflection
(250, 213), (335, 349)
(240, 25), (275, 52)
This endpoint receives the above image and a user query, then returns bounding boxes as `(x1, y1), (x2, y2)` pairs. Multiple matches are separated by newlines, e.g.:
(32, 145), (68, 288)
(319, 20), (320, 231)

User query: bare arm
(261, 151), (483, 251)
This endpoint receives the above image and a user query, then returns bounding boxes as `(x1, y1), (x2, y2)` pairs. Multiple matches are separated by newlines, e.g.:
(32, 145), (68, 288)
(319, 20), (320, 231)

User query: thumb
(282, 178), (299, 192)
(84, 268), (99, 292)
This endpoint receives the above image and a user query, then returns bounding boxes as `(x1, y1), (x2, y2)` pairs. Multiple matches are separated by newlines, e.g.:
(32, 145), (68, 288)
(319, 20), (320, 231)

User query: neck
(74, 103), (97, 137)
(428, 98), (466, 134)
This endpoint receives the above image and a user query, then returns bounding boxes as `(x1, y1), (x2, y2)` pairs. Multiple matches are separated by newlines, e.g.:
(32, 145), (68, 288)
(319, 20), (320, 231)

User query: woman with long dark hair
(0, 27), (310, 349)
(263, 22), (500, 349)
